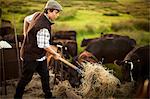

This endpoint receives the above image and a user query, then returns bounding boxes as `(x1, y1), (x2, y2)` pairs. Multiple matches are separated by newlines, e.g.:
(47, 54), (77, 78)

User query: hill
(1, 0), (149, 52)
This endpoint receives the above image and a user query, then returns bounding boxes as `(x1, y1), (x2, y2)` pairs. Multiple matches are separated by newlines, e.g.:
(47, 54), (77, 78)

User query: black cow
(83, 34), (136, 64)
(53, 39), (77, 59)
(81, 38), (98, 47)
(47, 31), (79, 87)
(81, 34), (129, 47)
(0, 35), (2, 40)
(115, 45), (150, 82)
(52, 30), (76, 41)
(52, 30), (78, 58)
(0, 19), (14, 37)
(115, 45), (150, 98)
(3, 34), (24, 43)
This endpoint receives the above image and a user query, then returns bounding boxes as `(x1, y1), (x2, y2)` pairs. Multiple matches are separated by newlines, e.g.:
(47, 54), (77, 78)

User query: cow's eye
(125, 60), (128, 63)
(137, 59), (140, 62)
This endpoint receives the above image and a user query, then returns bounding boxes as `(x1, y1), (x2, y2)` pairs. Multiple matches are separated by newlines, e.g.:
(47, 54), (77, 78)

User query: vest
(21, 13), (53, 61)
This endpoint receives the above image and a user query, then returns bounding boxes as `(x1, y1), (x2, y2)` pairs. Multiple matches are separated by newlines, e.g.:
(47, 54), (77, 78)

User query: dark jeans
(14, 60), (52, 98)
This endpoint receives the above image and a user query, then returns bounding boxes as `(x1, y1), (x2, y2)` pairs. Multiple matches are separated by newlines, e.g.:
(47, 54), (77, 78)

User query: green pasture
(1, 0), (149, 53)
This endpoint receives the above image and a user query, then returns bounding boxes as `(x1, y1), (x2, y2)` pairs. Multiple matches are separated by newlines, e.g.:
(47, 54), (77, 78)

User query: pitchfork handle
(58, 57), (83, 74)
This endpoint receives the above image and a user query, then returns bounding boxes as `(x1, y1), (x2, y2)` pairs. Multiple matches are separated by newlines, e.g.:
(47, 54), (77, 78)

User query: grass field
(1, 0), (150, 52)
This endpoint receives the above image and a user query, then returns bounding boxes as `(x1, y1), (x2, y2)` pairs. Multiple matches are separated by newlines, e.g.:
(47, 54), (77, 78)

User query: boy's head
(44, 0), (62, 21)
(44, 0), (62, 12)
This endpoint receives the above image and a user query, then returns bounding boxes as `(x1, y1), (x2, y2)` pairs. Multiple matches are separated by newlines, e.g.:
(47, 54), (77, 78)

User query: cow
(46, 31), (79, 87)
(52, 30), (77, 41)
(81, 38), (98, 47)
(0, 19), (14, 37)
(80, 34), (130, 47)
(3, 34), (24, 43)
(52, 30), (78, 58)
(47, 48), (81, 88)
(0, 35), (2, 40)
(73, 51), (98, 65)
(115, 45), (150, 98)
(78, 34), (136, 64)
(53, 39), (77, 59)
(115, 45), (149, 82)
(1, 34), (24, 48)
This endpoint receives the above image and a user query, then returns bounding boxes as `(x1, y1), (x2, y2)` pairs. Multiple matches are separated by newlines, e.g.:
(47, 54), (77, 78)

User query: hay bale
(78, 62), (121, 98)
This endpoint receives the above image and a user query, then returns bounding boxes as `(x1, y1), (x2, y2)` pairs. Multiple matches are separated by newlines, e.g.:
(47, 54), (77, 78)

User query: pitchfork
(56, 44), (83, 75)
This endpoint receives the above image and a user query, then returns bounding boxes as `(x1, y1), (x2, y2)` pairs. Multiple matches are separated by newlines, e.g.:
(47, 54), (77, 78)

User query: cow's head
(115, 60), (134, 82)
(115, 56), (141, 82)
(116, 45), (150, 83)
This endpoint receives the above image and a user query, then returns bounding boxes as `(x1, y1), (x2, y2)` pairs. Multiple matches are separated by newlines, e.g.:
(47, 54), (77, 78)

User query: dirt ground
(0, 66), (135, 99)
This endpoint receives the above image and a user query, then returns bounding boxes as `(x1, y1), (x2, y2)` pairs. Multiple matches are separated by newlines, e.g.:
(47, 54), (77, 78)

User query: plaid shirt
(36, 28), (51, 61)
(37, 28), (50, 48)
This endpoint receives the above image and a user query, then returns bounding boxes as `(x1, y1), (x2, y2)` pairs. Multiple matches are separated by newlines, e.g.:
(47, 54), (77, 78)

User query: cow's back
(85, 36), (136, 63)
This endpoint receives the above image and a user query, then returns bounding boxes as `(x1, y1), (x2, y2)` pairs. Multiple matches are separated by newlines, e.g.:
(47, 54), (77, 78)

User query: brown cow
(77, 51), (98, 63)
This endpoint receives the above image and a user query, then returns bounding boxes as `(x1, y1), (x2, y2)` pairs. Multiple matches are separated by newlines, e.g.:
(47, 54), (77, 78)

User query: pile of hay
(78, 62), (121, 98)
(114, 82), (135, 98)
(53, 62), (121, 98)
(52, 80), (82, 99)
(25, 73), (43, 97)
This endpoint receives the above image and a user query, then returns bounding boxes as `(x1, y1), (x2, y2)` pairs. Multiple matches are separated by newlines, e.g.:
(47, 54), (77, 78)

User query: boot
(14, 87), (24, 99)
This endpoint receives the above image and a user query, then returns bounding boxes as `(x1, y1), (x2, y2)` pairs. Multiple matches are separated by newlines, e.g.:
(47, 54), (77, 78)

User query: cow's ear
(114, 60), (123, 66)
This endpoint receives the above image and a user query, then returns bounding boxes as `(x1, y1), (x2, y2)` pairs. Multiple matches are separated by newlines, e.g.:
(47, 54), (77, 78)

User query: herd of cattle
(0, 19), (149, 98)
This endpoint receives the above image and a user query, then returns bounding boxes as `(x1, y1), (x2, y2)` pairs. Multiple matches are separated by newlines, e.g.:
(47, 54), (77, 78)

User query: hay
(78, 62), (121, 98)
(53, 62), (121, 98)
(52, 80), (82, 99)
(25, 73), (43, 97)
(114, 82), (134, 98)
